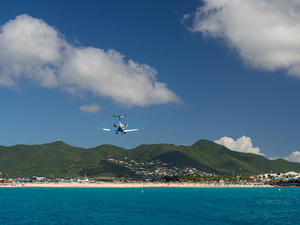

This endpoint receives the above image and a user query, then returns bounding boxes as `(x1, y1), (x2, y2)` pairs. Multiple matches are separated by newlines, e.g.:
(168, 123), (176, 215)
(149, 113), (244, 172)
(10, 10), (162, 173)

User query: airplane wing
(97, 127), (111, 131)
(124, 129), (138, 132)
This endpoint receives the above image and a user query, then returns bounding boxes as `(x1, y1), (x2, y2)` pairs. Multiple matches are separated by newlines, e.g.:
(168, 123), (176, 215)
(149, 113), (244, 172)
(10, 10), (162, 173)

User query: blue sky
(0, 0), (300, 160)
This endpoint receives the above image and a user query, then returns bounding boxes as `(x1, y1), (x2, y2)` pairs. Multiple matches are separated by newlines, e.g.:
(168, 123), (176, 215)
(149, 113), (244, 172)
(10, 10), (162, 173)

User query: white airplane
(98, 115), (138, 135)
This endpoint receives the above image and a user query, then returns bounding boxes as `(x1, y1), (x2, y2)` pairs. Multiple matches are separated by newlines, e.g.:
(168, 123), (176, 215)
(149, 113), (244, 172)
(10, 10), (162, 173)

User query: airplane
(98, 115), (138, 135)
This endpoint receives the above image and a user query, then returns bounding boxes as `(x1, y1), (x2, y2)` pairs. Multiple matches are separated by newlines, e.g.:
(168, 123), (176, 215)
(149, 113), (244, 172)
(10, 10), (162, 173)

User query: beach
(0, 182), (271, 188)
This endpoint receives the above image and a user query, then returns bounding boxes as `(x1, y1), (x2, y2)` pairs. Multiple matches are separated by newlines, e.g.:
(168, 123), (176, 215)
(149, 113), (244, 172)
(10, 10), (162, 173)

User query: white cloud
(284, 151), (300, 163)
(186, 0), (300, 78)
(215, 136), (263, 155)
(79, 103), (100, 113)
(269, 151), (300, 163)
(60, 47), (178, 106)
(0, 14), (64, 88)
(0, 14), (179, 106)
(215, 135), (300, 162)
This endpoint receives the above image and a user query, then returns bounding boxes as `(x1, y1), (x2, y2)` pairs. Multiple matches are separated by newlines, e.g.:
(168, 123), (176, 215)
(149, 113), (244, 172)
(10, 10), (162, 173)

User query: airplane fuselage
(114, 122), (128, 134)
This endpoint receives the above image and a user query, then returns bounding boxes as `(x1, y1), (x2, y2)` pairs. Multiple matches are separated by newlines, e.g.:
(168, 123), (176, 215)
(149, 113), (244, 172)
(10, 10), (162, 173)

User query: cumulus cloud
(185, 0), (300, 78)
(79, 103), (100, 113)
(0, 14), (179, 106)
(284, 151), (300, 163)
(215, 135), (300, 162)
(215, 136), (263, 155)
(271, 151), (300, 163)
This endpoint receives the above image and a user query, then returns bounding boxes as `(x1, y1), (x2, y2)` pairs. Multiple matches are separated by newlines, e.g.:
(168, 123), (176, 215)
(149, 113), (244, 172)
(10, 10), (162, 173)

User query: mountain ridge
(0, 139), (299, 178)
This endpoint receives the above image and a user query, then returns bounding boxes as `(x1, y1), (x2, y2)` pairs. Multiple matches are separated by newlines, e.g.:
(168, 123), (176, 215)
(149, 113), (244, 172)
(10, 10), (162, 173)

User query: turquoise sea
(0, 187), (299, 225)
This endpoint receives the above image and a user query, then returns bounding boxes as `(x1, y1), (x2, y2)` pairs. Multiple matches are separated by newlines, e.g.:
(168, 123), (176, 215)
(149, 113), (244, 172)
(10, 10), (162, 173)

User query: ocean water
(0, 187), (299, 225)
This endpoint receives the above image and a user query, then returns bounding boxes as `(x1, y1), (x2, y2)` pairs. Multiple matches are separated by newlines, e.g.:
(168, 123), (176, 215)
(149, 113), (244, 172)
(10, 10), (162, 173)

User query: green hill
(0, 140), (299, 178)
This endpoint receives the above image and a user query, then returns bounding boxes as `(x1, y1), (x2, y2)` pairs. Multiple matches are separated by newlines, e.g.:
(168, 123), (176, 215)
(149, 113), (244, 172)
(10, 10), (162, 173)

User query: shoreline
(0, 182), (272, 188)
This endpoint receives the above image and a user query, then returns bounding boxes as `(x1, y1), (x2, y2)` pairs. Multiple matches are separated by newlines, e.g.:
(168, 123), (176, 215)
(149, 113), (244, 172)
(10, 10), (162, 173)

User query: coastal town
(1, 156), (300, 187)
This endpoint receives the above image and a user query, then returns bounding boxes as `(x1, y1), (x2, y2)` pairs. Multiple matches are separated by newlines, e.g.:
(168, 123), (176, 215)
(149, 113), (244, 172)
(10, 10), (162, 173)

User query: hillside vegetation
(0, 140), (299, 178)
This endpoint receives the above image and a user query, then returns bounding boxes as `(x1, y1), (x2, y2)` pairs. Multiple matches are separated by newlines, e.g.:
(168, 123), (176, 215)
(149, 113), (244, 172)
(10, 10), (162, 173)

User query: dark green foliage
(0, 140), (299, 178)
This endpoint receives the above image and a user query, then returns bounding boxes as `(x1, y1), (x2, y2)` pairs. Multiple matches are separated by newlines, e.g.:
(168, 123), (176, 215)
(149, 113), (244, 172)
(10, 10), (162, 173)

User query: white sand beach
(0, 182), (271, 188)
